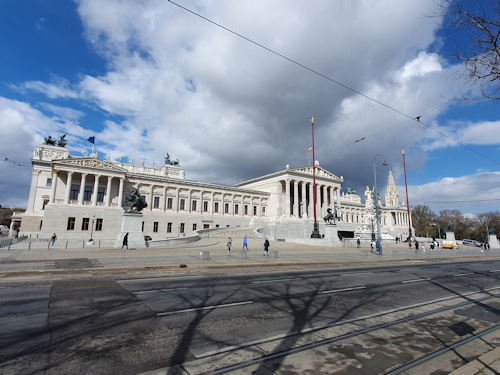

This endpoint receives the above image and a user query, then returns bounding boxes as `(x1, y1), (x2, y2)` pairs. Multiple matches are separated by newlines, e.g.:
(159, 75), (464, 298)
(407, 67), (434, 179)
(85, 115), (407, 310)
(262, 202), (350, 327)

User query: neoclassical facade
(20, 144), (411, 242)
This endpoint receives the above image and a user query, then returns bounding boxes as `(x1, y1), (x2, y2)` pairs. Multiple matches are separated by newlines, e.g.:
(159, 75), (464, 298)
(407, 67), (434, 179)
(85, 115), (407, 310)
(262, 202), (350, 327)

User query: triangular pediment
(290, 166), (343, 182)
(54, 158), (127, 173)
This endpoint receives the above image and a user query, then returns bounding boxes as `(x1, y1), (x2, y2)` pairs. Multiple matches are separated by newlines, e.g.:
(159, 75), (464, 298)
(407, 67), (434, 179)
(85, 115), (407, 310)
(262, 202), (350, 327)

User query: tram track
(197, 288), (500, 374)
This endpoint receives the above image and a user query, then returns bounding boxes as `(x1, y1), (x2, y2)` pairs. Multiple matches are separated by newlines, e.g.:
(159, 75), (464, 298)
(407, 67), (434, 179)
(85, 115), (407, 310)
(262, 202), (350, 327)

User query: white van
(442, 240), (459, 249)
(462, 239), (482, 247)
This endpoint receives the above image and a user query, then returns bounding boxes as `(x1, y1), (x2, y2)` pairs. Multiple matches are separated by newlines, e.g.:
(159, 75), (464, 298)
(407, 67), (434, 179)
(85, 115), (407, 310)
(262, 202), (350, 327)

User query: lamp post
(430, 222), (441, 240)
(89, 215), (95, 243)
(373, 154), (387, 255)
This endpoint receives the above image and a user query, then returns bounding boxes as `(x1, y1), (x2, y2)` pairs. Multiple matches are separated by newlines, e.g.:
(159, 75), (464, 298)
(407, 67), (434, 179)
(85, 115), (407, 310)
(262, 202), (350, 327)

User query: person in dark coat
(263, 237), (270, 256)
(122, 233), (129, 249)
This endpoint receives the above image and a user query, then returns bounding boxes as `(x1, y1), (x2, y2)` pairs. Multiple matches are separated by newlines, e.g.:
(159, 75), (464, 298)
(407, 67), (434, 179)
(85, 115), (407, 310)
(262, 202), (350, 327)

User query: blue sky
(1, 0), (499, 215)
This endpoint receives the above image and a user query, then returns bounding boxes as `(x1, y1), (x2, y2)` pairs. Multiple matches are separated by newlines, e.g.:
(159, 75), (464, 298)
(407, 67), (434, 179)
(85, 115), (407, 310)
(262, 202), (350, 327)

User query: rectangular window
(244, 205), (248, 215)
(253, 206), (257, 215)
(84, 185), (92, 201)
(262, 206), (266, 214)
(214, 202), (219, 213)
(203, 201), (208, 212)
(192, 200), (197, 211)
(97, 187), (105, 203)
(70, 184), (79, 200)
(67, 217), (75, 230)
(203, 224), (210, 229)
(154, 196), (160, 209)
(180, 223), (185, 233)
(225, 203), (229, 214)
(46, 178), (52, 186)
(42, 199), (49, 210)
(234, 204), (239, 214)
(153, 222), (159, 232)
(193, 223), (197, 231)
(180, 199), (185, 210)
(40, 220), (43, 230)
(82, 218), (90, 231)
(167, 222), (172, 233)
(167, 197), (173, 209)
(95, 218), (103, 231)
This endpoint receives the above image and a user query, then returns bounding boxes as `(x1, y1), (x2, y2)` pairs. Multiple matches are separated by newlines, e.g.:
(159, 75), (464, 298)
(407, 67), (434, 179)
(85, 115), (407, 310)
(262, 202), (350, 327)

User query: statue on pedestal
(323, 208), (336, 224)
(125, 188), (148, 212)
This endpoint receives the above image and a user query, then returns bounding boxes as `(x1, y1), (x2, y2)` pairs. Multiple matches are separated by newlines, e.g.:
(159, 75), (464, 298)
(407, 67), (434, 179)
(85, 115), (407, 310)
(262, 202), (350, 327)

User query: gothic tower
(385, 170), (399, 207)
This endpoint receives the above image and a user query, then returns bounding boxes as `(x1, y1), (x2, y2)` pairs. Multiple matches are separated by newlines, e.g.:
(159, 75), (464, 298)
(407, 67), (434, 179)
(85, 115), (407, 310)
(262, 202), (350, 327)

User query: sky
(0, 0), (499, 216)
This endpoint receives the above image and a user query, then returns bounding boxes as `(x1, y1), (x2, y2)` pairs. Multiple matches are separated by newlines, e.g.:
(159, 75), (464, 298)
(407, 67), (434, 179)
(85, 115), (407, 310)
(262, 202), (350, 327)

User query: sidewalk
(1, 236), (499, 375)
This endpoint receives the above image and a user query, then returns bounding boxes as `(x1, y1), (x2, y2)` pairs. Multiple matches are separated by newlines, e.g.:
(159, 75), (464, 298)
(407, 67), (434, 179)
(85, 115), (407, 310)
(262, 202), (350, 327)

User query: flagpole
(311, 117), (321, 238)
(402, 149), (412, 240)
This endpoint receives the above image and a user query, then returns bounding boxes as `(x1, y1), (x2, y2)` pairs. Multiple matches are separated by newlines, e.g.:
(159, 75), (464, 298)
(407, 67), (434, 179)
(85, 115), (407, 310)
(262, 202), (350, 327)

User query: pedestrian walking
(415, 241), (419, 253)
(263, 237), (270, 255)
(357, 238), (361, 248)
(121, 233), (129, 249)
(50, 233), (57, 246)
(421, 244), (425, 253)
(370, 241), (374, 251)
(227, 237), (232, 252)
(243, 235), (249, 250)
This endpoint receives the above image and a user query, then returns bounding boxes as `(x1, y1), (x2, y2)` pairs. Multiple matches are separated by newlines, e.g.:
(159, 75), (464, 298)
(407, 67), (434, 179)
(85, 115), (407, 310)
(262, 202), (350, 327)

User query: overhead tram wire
(167, 0), (500, 167)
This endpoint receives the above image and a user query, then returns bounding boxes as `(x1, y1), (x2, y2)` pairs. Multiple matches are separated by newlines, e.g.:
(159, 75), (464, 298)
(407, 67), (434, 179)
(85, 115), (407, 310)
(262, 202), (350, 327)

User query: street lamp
(430, 222), (441, 240)
(373, 154), (387, 255)
(89, 215), (95, 243)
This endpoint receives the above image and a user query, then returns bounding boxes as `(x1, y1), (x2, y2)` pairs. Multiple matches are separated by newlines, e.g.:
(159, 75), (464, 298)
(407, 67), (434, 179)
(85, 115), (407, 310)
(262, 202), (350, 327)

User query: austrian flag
(308, 146), (312, 152)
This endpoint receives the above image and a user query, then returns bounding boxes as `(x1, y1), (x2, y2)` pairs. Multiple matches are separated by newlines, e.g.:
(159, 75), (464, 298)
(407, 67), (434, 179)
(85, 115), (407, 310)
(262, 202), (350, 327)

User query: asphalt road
(1, 260), (500, 374)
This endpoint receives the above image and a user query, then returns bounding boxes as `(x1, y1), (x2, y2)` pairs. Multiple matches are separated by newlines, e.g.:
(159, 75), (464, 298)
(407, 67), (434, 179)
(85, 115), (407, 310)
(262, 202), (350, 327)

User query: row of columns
(49, 170), (265, 217)
(281, 179), (341, 219)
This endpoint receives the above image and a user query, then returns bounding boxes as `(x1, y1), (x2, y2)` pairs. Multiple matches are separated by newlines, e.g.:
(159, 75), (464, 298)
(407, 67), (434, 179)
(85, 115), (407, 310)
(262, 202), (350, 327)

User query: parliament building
(18, 143), (411, 245)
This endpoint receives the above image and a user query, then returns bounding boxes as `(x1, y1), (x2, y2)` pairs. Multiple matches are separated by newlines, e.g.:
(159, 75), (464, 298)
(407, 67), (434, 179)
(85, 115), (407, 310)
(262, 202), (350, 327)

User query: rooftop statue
(43, 136), (56, 146)
(57, 134), (67, 148)
(346, 187), (356, 194)
(164, 153), (180, 166)
(125, 188), (148, 213)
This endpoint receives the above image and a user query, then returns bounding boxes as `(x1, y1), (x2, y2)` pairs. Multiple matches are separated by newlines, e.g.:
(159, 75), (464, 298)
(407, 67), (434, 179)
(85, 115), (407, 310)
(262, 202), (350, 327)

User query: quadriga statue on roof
(164, 153), (180, 166)
(125, 188), (148, 212)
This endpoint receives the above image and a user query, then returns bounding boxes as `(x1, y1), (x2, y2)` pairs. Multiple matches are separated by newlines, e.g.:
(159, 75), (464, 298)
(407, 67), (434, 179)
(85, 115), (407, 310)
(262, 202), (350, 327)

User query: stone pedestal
(324, 225), (341, 246)
(489, 234), (499, 249)
(446, 231), (455, 241)
(115, 212), (146, 248)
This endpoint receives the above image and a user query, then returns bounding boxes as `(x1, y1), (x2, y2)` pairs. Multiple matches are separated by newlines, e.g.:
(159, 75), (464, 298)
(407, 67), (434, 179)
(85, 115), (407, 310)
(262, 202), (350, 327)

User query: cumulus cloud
(1, 0), (498, 212)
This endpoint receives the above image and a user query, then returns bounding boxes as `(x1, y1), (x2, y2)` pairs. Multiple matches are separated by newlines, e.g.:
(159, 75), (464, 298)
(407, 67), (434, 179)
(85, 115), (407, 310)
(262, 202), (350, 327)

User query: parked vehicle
(442, 240), (459, 249)
(462, 239), (482, 247)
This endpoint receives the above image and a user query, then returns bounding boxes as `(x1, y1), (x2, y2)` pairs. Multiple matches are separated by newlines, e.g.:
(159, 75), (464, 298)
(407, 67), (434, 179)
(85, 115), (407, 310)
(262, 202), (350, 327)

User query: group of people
(227, 235), (270, 255)
(414, 240), (440, 253)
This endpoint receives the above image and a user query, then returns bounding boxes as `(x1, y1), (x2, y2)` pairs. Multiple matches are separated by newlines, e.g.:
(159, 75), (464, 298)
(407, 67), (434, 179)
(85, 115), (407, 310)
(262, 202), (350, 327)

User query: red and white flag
(308, 146), (312, 152)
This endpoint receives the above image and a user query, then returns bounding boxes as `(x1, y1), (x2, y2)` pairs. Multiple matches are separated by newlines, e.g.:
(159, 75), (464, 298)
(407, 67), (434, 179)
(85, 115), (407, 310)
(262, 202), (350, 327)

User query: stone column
(187, 189), (192, 213)
(285, 179), (291, 218)
(78, 173), (87, 205)
(231, 194), (235, 216)
(149, 184), (154, 211)
(309, 183), (314, 218)
(175, 188), (180, 212)
(27, 170), (40, 211)
(301, 181), (307, 219)
(276, 182), (282, 217)
(64, 171), (73, 204)
(50, 170), (59, 204)
(162, 187), (167, 211)
(336, 188), (341, 219)
(105, 176), (112, 207)
(118, 178), (124, 208)
(92, 174), (100, 206)
(293, 180), (299, 218)
(210, 192), (214, 214)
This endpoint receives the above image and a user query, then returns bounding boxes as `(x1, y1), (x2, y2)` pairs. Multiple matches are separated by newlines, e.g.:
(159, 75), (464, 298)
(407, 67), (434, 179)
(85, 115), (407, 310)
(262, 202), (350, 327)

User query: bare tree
(435, 0), (500, 100)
